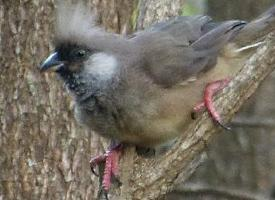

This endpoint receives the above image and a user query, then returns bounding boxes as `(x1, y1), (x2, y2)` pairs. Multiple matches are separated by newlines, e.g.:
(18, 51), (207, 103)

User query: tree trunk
(0, 0), (136, 199)
(1, 1), (275, 200)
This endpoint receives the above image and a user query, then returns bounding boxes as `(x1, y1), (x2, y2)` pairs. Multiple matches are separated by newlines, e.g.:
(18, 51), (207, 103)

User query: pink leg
(193, 78), (231, 129)
(90, 144), (122, 191)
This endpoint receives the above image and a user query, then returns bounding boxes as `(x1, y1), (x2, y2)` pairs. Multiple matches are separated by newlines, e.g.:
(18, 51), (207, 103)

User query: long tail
(235, 5), (275, 46)
(192, 20), (246, 52)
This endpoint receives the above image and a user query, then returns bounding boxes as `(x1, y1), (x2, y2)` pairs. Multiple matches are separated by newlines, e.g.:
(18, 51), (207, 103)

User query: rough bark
(136, 0), (185, 29)
(0, 1), (99, 199)
(90, 0), (138, 34)
(1, 1), (275, 200)
(0, 0), (136, 199)
(167, 184), (270, 200)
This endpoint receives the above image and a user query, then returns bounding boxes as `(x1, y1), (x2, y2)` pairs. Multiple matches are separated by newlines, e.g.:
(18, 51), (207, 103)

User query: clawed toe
(90, 144), (122, 191)
(192, 78), (232, 130)
(215, 119), (232, 130)
(90, 154), (107, 176)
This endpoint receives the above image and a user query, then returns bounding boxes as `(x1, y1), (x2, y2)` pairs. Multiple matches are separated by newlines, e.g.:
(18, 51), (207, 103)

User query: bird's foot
(90, 143), (122, 191)
(192, 78), (231, 130)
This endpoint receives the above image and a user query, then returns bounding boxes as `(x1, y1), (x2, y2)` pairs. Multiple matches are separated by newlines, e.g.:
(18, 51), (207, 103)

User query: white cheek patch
(84, 52), (118, 80)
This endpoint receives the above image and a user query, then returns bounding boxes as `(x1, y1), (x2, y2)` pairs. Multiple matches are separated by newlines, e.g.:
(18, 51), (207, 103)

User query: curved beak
(40, 52), (64, 72)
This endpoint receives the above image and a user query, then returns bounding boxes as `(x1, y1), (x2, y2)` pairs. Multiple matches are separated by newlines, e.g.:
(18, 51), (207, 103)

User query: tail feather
(192, 20), (247, 52)
(235, 5), (275, 46)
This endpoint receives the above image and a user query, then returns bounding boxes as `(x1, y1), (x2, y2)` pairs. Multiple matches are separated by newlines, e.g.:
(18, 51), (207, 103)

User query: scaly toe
(196, 78), (231, 128)
(102, 151), (113, 191)
(90, 143), (122, 191)
(90, 154), (107, 176)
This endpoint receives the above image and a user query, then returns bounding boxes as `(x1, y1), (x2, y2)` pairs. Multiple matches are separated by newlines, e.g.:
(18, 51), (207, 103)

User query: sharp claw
(193, 78), (232, 128)
(97, 187), (109, 200)
(90, 164), (99, 176)
(104, 191), (109, 200)
(90, 155), (107, 177)
(216, 120), (231, 131)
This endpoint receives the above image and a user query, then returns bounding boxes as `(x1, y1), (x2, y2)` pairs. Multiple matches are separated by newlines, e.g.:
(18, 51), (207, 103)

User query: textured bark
(136, 0), (185, 29)
(91, 0), (138, 34)
(1, 1), (275, 200)
(0, 0), (136, 200)
(167, 184), (270, 200)
(0, 1), (98, 199)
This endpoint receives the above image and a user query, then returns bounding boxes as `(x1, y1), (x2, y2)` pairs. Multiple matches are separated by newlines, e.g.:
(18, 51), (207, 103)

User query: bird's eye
(75, 49), (86, 58)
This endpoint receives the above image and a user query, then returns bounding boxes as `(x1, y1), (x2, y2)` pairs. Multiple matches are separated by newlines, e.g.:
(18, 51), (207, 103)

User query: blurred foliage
(181, 0), (206, 16)
(130, 1), (139, 31)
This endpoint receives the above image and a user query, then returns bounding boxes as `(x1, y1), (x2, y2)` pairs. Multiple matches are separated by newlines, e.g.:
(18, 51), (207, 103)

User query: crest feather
(55, 1), (101, 44)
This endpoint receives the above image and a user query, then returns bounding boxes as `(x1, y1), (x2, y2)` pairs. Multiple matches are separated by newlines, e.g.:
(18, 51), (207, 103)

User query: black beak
(40, 52), (64, 72)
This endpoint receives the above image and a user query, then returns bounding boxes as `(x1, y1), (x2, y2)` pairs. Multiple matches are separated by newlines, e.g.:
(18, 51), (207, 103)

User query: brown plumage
(39, 2), (275, 191)
(41, 2), (274, 148)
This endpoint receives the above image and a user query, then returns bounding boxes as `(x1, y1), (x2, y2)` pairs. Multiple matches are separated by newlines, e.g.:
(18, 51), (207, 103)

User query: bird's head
(40, 2), (120, 101)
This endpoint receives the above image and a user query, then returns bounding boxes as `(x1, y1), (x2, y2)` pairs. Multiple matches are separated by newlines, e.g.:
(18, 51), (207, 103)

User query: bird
(40, 2), (275, 192)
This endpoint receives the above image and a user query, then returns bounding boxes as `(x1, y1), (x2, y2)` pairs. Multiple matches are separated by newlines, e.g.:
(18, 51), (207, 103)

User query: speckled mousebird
(40, 2), (275, 191)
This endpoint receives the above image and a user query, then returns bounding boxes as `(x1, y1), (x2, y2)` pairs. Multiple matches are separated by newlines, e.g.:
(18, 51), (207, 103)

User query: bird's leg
(90, 142), (123, 191)
(192, 78), (231, 130)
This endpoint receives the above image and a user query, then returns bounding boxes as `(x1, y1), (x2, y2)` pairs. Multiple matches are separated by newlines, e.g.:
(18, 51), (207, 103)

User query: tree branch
(167, 184), (270, 200)
(106, 33), (275, 199)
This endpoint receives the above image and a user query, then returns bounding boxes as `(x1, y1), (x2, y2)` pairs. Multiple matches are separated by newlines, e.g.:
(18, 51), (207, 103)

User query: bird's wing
(130, 16), (246, 87)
